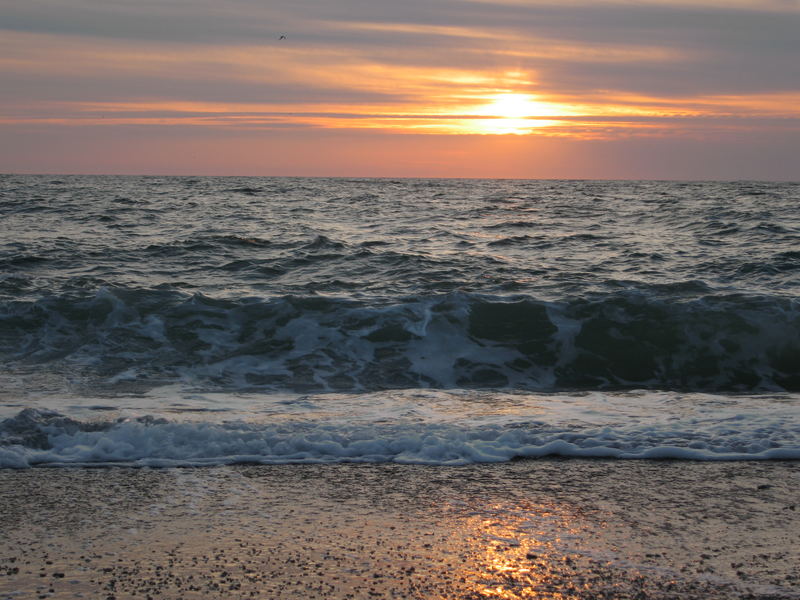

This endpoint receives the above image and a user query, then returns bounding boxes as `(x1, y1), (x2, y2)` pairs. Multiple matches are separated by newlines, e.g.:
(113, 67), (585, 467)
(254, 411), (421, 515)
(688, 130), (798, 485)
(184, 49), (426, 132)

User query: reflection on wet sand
(452, 501), (593, 599)
(1, 462), (798, 599)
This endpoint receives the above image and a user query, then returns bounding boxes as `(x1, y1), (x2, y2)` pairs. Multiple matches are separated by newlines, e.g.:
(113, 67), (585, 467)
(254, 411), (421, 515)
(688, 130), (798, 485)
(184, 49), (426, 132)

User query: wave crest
(1, 288), (798, 392)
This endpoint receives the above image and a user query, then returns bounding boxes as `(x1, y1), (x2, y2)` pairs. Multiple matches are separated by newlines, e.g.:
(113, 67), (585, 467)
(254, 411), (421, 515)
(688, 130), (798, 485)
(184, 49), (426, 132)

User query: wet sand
(1, 460), (799, 599)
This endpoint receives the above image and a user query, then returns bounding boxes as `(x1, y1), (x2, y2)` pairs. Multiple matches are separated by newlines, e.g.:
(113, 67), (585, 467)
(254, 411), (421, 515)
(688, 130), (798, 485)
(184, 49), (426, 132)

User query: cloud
(0, 0), (798, 177)
(2, 0), (798, 100)
(3, 118), (798, 179)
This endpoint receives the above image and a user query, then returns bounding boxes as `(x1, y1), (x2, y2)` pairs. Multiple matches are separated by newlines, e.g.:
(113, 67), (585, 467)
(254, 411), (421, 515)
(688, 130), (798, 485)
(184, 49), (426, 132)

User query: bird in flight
(279, 35), (286, 40)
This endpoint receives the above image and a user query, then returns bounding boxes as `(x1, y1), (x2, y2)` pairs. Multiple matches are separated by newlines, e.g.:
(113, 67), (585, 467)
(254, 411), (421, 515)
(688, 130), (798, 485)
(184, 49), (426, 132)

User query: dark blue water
(2, 175), (798, 393)
(1, 175), (798, 466)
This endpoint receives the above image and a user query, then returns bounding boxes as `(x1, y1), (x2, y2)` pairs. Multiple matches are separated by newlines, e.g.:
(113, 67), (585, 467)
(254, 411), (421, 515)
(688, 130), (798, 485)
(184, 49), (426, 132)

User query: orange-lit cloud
(1, 0), (798, 177)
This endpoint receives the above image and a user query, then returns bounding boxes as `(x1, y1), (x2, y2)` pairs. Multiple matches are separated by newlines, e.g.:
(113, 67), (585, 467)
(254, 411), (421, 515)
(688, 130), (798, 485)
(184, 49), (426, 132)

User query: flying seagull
(279, 35), (286, 40)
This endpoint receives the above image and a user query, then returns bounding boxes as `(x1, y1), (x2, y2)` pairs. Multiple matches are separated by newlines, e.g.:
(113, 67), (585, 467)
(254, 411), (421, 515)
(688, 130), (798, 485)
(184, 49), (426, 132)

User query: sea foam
(2, 391), (798, 468)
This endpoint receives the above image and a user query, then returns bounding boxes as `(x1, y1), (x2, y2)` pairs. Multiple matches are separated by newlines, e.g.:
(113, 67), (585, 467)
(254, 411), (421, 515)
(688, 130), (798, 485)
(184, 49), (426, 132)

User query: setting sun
(486, 94), (552, 119)
(472, 93), (566, 134)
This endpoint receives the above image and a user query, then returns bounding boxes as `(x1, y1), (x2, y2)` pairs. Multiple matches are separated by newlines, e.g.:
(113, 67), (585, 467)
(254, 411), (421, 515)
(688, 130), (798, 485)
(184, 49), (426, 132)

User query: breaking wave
(1, 287), (798, 393)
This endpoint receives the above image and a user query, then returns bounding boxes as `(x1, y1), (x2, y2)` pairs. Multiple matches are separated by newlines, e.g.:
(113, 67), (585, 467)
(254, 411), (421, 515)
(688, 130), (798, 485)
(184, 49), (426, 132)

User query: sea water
(1, 175), (798, 467)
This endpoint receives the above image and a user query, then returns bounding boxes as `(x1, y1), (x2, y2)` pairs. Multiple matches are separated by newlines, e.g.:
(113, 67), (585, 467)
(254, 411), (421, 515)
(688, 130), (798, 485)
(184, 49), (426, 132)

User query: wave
(1, 405), (797, 468)
(0, 288), (798, 393)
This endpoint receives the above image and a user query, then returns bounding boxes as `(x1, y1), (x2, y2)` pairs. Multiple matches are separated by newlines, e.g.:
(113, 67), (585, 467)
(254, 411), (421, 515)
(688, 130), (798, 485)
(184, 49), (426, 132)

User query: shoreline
(2, 460), (799, 599)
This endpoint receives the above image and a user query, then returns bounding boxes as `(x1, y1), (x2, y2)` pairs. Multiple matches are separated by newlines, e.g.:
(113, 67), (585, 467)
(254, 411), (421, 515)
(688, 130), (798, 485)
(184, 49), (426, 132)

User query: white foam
(1, 390), (798, 468)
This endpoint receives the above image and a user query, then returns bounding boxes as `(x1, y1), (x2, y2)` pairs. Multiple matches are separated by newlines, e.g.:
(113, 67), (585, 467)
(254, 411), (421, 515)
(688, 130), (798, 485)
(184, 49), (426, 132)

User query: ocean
(1, 175), (798, 467)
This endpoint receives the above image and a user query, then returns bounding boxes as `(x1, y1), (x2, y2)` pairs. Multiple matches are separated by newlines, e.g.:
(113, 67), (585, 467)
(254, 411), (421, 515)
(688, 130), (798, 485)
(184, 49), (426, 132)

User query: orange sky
(1, 0), (798, 179)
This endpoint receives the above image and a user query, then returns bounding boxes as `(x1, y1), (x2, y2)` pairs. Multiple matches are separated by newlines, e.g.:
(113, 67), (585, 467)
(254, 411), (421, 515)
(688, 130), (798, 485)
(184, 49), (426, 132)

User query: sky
(1, 0), (799, 179)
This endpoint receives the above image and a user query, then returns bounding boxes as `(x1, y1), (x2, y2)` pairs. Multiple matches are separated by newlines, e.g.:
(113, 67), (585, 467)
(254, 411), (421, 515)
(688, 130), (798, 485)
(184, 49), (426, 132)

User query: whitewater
(1, 175), (798, 467)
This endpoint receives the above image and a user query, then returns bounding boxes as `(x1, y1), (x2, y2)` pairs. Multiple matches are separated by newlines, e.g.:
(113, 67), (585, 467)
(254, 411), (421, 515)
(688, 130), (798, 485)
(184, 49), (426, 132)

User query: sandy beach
(1, 460), (798, 599)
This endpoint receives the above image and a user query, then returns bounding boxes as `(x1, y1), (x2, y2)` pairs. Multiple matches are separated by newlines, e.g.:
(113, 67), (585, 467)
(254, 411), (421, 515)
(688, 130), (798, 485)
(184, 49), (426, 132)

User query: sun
(473, 93), (564, 134)
(486, 94), (543, 119)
